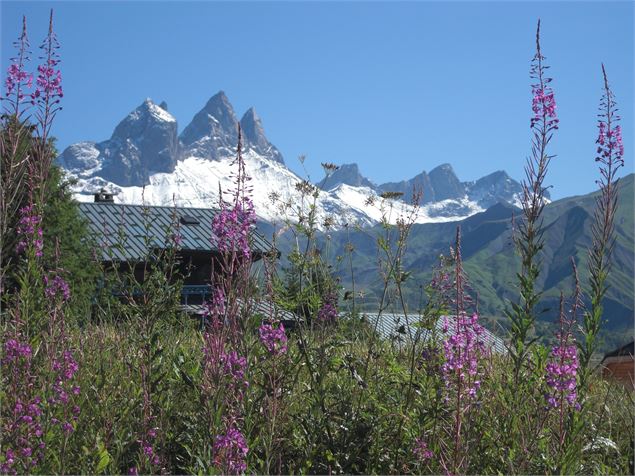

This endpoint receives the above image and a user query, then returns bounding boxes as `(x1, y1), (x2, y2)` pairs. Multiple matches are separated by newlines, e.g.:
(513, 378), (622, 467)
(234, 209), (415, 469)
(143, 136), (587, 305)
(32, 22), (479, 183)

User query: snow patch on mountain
(69, 153), (483, 229)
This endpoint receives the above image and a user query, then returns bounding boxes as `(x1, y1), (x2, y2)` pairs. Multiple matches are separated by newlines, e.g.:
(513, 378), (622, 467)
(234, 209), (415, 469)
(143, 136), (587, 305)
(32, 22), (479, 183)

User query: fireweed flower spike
(3, 16), (33, 116)
(213, 425), (249, 474)
(15, 204), (43, 258)
(509, 19), (558, 376)
(32, 9), (63, 201)
(33, 11), (63, 123)
(413, 437), (434, 463)
(317, 289), (338, 323)
(579, 64), (625, 389)
(258, 322), (288, 356)
(204, 127), (253, 474)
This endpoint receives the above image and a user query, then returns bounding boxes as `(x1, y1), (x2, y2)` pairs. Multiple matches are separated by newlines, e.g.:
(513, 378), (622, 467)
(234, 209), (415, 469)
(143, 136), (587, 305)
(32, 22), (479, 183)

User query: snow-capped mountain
(58, 91), (526, 229)
(324, 162), (530, 211)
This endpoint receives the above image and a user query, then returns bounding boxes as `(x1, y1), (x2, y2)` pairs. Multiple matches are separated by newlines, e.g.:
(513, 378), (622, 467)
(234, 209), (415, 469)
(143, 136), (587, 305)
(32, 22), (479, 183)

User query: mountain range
(302, 175), (634, 350)
(58, 91), (529, 228)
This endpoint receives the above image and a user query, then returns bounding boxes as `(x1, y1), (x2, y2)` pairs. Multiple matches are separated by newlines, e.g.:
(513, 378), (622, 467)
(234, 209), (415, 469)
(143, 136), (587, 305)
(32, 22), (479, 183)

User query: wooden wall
(602, 356), (635, 389)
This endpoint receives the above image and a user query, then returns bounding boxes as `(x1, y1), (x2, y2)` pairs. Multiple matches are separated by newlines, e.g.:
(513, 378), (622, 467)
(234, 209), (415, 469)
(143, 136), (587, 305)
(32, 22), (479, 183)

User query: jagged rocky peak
(111, 98), (177, 140)
(465, 170), (524, 208)
(240, 107), (284, 164)
(378, 169), (435, 204)
(58, 98), (180, 187)
(428, 163), (465, 201)
(58, 141), (101, 173)
(322, 163), (376, 190)
(179, 91), (284, 164)
(179, 91), (239, 160)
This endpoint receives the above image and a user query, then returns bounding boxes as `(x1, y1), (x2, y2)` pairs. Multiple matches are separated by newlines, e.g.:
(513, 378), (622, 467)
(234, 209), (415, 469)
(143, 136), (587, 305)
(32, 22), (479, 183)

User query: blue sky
(1, 1), (633, 199)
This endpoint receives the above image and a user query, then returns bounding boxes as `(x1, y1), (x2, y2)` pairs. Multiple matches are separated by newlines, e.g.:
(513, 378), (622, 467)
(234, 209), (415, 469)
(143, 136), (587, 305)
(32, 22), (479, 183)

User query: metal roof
(352, 312), (507, 354)
(78, 202), (274, 262)
(181, 298), (301, 324)
(602, 340), (634, 360)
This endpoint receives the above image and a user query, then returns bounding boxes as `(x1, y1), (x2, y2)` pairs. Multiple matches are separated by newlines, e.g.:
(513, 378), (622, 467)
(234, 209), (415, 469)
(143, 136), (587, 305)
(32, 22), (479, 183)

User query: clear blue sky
(2, 1), (633, 199)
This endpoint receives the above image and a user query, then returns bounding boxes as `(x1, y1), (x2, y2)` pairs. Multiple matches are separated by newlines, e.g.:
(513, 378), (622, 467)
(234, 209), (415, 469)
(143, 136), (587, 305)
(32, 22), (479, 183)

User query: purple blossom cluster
(3, 12), (63, 120)
(212, 199), (256, 260)
(2, 17), (32, 112)
(203, 287), (226, 328)
(529, 22), (559, 133)
(545, 344), (579, 410)
(140, 428), (160, 467)
(441, 313), (484, 399)
(1, 339), (45, 474)
(596, 67), (624, 169)
(597, 122), (624, 164)
(317, 290), (338, 323)
(213, 425), (249, 475)
(413, 437), (433, 462)
(258, 322), (288, 356)
(530, 85), (558, 129)
(15, 204), (43, 257)
(5, 64), (32, 103)
(32, 14), (63, 110)
(3, 338), (32, 361)
(44, 273), (71, 302)
(220, 350), (248, 387)
(32, 58), (62, 104)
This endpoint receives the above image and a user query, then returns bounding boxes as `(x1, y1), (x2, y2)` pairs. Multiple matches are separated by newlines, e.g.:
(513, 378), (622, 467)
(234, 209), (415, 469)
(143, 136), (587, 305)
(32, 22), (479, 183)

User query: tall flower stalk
(508, 19), (558, 377)
(201, 125), (256, 474)
(0, 16), (33, 292)
(438, 227), (484, 475)
(2, 16), (33, 118)
(579, 64), (624, 389)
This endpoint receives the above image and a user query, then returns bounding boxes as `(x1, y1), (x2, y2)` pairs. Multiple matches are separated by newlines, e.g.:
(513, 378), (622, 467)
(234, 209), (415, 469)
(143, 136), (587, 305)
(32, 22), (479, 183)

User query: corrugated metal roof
(78, 202), (274, 261)
(181, 298), (301, 324)
(353, 312), (507, 354)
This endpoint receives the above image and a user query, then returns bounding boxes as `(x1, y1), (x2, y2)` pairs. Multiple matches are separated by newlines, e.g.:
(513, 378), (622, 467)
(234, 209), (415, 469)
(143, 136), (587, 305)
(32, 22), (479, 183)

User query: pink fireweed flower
(15, 204), (43, 257)
(2, 16), (32, 115)
(202, 287), (226, 329)
(211, 198), (256, 260)
(441, 313), (484, 399)
(221, 350), (248, 384)
(213, 425), (249, 475)
(413, 437), (434, 462)
(317, 290), (338, 323)
(32, 12), (63, 108)
(529, 21), (558, 133)
(258, 322), (288, 355)
(545, 343), (579, 409)
(595, 65), (624, 170)
(44, 274), (71, 302)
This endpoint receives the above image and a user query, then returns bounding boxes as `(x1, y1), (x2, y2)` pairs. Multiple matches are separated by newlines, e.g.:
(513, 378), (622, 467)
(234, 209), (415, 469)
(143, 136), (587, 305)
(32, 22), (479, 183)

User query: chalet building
(601, 341), (634, 389)
(78, 191), (297, 324)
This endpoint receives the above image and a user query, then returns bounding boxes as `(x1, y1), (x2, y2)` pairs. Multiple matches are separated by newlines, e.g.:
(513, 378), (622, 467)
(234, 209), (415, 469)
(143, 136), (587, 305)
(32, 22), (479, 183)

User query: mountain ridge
(58, 92), (551, 229)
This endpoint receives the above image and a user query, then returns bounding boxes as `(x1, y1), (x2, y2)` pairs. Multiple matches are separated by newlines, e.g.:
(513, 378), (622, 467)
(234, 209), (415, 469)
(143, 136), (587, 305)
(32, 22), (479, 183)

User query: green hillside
(275, 174), (634, 351)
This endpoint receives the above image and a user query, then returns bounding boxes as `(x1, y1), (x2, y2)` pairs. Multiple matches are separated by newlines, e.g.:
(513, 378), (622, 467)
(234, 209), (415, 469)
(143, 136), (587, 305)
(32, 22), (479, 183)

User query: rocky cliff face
(178, 91), (239, 161)
(321, 163), (377, 190)
(58, 99), (179, 187)
(240, 107), (285, 164)
(178, 91), (284, 164)
(58, 92), (285, 188)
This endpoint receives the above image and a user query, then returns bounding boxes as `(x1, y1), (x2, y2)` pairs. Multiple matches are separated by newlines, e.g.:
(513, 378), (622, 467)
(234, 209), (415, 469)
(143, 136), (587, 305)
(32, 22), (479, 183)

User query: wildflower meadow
(1, 11), (633, 476)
